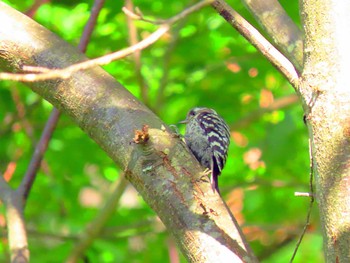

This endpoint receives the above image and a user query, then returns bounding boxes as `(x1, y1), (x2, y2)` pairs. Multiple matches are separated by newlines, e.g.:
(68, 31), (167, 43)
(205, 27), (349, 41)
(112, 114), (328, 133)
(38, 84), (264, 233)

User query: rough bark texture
(300, 0), (350, 261)
(212, 0), (350, 261)
(0, 3), (258, 263)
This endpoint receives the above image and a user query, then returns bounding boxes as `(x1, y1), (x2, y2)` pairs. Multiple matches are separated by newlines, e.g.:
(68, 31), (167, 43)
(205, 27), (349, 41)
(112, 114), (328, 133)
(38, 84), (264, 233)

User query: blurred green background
(0, 0), (323, 262)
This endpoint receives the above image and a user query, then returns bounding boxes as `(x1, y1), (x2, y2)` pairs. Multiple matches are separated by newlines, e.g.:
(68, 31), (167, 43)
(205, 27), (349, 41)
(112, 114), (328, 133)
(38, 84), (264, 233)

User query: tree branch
(25, 0), (50, 18)
(0, 25), (169, 82)
(0, 0), (213, 82)
(78, 0), (105, 53)
(211, 0), (299, 88)
(290, 139), (315, 262)
(241, 0), (303, 71)
(17, 0), (104, 202)
(0, 3), (258, 262)
(17, 108), (60, 200)
(0, 174), (29, 263)
(300, 0), (350, 261)
(0, 1), (104, 262)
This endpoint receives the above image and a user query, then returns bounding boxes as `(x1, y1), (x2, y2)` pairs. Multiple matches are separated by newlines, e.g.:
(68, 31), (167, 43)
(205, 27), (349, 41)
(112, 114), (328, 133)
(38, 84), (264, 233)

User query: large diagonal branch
(0, 1), (105, 262)
(0, 3), (257, 262)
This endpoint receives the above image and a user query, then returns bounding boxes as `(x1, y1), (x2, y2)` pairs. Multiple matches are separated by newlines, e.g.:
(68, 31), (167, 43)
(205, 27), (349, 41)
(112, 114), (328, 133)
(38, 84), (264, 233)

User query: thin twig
(294, 192), (313, 197)
(0, 0), (105, 260)
(122, 0), (213, 25)
(0, 26), (169, 82)
(0, 0), (213, 82)
(0, 3), (105, 262)
(17, 108), (60, 200)
(17, 0), (105, 201)
(211, 0), (299, 88)
(78, 0), (106, 53)
(122, 6), (167, 24)
(165, 0), (213, 24)
(25, 0), (50, 18)
(0, 2), (56, 262)
(290, 138), (315, 262)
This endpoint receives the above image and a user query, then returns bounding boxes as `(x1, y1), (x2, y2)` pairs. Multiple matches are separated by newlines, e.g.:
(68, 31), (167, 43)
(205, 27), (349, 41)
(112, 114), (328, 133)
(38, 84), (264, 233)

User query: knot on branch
(133, 124), (150, 144)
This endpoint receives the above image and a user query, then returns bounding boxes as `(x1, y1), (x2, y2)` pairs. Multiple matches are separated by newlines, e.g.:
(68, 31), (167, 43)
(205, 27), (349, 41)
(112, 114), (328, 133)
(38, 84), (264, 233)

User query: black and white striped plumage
(180, 107), (230, 193)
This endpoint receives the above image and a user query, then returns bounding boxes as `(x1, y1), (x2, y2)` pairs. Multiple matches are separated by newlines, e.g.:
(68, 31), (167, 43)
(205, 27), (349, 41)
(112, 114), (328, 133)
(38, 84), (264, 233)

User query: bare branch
(123, 0), (213, 25)
(122, 6), (167, 24)
(17, 0), (105, 202)
(211, 0), (299, 88)
(0, 174), (29, 263)
(78, 0), (106, 53)
(290, 139), (315, 262)
(0, 26), (169, 82)
(0, 0), (213, 82)
(1, 1), (105, 262)
(25, 0), (50, 18)
(17, 109), (60, 200)
(241, 0), (303, 71)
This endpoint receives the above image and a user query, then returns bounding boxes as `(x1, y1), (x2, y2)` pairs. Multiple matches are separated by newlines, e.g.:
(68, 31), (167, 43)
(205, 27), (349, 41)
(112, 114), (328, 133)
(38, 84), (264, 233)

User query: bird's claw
(201, 168), (211, 176)
(197, 168), (211, 183)
(169, 124), (183, 138)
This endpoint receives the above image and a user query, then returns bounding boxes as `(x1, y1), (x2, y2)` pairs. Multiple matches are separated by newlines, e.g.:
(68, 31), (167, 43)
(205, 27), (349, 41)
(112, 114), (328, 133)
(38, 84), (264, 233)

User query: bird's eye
(188, 110), (196, 117)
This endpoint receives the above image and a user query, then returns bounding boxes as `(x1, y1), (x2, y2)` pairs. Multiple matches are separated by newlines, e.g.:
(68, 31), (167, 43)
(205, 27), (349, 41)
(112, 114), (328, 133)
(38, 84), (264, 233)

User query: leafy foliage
(0, 0), (323, 262)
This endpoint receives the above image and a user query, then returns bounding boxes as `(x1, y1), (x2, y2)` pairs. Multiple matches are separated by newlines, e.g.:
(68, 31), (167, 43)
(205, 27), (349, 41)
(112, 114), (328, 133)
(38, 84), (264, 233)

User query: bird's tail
(211, 172), (220, 194)
(210, 156), (221, 194)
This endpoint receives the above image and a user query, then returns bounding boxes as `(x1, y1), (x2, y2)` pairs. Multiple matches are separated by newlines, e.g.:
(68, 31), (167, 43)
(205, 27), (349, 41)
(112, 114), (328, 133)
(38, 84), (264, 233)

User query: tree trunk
(300, 0), (350, 261)
(213, 0), (350, 261)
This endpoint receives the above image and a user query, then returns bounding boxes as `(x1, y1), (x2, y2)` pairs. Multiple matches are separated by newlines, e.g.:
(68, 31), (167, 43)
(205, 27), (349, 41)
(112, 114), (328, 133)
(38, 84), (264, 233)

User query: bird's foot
(168, 124), (183, 138)
(197, 168), (211, 182)
(201, 168), (211, 176)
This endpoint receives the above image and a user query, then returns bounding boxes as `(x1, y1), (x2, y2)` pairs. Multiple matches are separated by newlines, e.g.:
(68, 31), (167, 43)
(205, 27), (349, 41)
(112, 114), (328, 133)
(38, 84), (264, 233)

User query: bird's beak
(178, 119), (188, 124)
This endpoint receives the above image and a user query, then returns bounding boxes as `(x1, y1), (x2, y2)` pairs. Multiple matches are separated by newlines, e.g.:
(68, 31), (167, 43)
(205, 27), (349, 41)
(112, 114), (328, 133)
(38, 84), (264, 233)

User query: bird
(179, 107), (230, 193)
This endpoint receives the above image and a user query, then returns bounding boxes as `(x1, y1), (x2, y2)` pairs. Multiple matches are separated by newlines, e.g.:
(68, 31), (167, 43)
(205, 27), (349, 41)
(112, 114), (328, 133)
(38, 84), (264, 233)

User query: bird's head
(179, 107), (217, 124)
